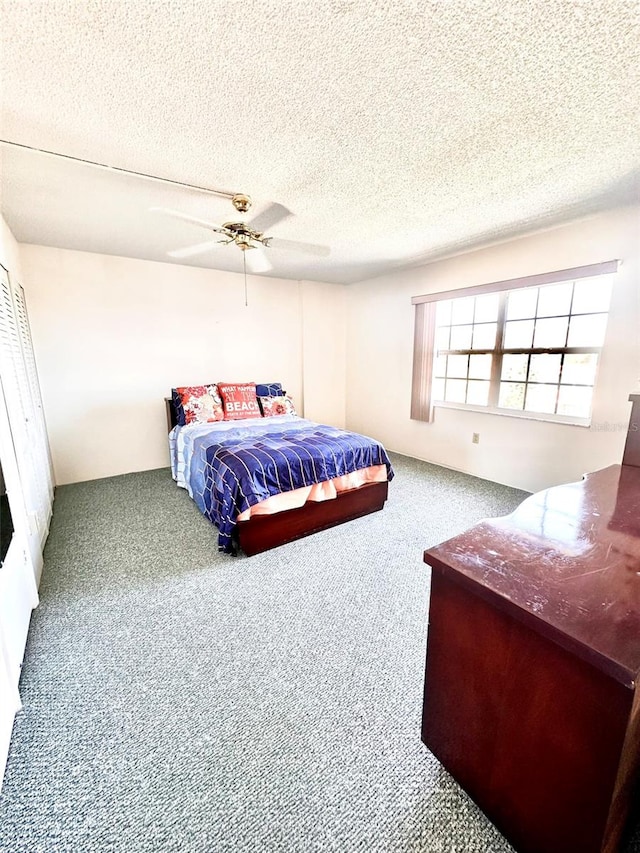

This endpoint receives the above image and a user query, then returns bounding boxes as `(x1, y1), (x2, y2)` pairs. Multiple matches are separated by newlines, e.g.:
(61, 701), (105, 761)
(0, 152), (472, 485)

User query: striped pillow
(256, 382), (284, 397)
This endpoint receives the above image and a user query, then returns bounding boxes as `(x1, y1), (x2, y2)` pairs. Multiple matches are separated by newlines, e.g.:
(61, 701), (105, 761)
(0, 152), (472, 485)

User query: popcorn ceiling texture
(1, 0), (639, 283)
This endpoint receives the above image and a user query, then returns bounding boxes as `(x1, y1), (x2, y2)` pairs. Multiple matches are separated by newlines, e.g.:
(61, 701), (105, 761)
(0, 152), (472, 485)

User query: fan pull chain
(243, 251), (248, 306)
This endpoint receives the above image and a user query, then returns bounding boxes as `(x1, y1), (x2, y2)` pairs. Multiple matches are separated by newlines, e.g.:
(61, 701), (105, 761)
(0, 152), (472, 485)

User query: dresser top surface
(424, 464), (640, 686)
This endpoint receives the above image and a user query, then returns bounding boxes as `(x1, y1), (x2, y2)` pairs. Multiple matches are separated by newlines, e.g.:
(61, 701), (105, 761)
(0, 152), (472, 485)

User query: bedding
(235, 465), (388, 520)
(170, 415), (394, 552)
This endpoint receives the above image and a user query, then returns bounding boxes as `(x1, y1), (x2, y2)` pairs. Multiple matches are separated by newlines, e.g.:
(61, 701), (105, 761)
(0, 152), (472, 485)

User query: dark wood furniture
(421, 394), (640, 853)
(165, 396), (178, 432)
(235, 480), (388, 556)
(165, 398), (390, 556)
(622, 394), (640, 468)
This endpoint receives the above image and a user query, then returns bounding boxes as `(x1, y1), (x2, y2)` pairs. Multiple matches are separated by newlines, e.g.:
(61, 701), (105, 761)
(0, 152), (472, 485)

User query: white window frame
(410, 260), (619, 426)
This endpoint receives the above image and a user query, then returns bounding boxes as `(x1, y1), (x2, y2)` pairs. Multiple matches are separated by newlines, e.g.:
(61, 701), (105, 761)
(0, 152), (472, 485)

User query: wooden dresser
(421, 394), (640, 853)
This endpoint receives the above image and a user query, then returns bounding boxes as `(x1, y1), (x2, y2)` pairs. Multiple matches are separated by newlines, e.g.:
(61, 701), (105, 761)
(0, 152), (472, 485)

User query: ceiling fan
(152, 194), (330, 273)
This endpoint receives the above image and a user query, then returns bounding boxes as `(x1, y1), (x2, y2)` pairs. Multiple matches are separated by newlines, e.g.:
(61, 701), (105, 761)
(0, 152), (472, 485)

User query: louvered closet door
(0, 267), (51, 545)
(13, 283), (54, 504)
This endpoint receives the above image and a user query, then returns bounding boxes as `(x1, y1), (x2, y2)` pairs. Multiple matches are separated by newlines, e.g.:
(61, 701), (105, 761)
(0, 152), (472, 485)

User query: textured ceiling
(1, 0), (639, 284)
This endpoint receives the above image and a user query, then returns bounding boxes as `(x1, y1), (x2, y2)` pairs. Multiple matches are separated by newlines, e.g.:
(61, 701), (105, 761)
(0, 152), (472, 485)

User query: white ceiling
(1, 0), (639, 284)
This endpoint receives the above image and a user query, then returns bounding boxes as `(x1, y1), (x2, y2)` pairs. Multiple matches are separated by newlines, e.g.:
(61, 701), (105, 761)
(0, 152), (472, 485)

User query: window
(411, 261), (618, 425)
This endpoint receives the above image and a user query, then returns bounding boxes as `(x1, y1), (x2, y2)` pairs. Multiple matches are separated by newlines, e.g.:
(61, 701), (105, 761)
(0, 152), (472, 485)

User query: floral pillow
(217, 382), (261, 420)
(259, 395), (297, 417)
(172, 385), (224, 426)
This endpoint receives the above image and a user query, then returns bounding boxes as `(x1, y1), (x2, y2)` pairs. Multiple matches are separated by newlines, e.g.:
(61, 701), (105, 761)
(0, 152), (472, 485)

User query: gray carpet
(0, 453), (638, 852)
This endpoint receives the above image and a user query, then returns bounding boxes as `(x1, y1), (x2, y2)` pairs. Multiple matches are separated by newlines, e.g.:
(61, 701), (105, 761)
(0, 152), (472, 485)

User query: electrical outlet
(472, 433), (480, 444)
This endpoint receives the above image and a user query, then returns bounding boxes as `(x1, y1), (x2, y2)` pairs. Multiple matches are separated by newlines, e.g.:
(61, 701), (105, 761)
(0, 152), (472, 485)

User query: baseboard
(385, 447), (530, 494)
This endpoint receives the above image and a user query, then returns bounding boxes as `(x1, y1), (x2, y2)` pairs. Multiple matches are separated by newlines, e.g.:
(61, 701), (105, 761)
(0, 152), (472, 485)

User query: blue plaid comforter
(170, 415), (393, 552)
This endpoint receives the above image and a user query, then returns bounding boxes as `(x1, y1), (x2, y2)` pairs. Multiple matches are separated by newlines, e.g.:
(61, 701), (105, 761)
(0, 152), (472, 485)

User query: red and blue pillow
(171, 385), (224, 426)
(218, 382), (262, 420)
(172, 381), (286, 424)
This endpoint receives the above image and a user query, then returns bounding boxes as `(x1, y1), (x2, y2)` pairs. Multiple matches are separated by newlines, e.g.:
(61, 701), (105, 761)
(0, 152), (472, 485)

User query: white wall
(0, 216), (23, 279)
(20, 245), (347, 484)
(16, 205), (640, 491)
(346, 206), (640, 493)
(301, 281), (346, 427)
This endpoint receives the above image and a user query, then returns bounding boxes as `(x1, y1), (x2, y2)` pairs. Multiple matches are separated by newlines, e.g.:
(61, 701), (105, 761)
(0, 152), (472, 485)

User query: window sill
(433, 401), (591, 428)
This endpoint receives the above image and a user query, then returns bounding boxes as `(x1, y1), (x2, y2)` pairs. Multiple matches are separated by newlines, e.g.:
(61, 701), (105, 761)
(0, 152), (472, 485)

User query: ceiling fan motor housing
(223, 221), (265, 250)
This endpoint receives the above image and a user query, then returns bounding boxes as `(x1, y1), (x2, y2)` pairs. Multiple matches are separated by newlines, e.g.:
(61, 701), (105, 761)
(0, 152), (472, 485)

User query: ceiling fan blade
(247, 203), (293, 233)
(168, 239), (226, 259)
(245, 246), (273, 273)
(151, 207), (226, 233)
(266, 237), (330, 257)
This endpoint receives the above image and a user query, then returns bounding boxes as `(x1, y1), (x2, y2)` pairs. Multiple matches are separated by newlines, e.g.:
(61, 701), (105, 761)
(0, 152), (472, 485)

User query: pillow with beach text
(218, 383), (261, 420)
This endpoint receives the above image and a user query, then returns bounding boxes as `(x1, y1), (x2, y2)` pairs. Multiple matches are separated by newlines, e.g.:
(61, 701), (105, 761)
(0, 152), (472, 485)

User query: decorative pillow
(259, 395), (297, 417)
(218, 382), (261, 420)
(256, 382), (285, 397)
(172, 385), (224, 426)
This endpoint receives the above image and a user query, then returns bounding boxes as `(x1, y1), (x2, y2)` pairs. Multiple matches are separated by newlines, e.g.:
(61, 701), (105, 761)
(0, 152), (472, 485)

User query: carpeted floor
(0, 453), (638, 852)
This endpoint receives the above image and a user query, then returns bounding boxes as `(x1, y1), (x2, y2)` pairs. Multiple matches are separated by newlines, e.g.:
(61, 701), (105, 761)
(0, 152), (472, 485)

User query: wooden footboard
(235, 480), (389, 556)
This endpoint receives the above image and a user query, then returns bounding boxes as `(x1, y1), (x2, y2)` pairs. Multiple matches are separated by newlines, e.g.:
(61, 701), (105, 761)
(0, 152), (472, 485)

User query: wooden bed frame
(165, 398), (389, 556)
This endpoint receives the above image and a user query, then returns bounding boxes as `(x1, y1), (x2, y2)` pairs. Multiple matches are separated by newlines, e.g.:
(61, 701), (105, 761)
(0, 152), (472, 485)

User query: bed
(166, 397), (393, 556)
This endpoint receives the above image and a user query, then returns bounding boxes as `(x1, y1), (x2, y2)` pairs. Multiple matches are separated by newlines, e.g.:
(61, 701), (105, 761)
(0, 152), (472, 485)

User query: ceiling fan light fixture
(236, 234), (254, 250)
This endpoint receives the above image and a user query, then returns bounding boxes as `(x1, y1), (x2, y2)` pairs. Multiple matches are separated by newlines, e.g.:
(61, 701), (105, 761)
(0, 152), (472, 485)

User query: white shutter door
(12, 282), (54, 504)
(0, 268), (49, 543)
